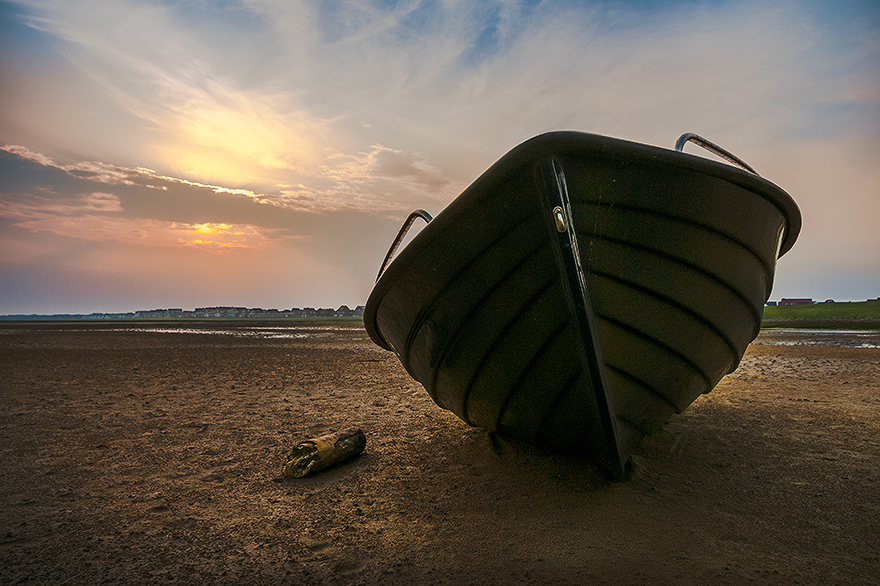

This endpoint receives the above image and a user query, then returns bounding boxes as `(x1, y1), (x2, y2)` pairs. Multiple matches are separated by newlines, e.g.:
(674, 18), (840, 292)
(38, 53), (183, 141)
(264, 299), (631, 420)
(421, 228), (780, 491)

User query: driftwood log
(281, 429), (366, 478)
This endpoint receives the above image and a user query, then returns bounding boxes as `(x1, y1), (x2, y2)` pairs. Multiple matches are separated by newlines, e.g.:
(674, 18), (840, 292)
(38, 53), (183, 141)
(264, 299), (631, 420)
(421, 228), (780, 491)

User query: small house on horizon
(778, 298), (814, 306)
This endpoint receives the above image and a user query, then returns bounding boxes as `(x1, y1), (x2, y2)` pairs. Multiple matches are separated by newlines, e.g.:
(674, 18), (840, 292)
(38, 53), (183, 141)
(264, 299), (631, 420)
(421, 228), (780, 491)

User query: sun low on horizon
(1, 0), (878, 315)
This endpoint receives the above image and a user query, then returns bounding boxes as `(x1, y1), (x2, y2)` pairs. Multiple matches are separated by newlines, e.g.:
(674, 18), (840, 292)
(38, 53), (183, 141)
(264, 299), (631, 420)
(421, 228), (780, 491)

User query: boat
(364, 131), (801, 480)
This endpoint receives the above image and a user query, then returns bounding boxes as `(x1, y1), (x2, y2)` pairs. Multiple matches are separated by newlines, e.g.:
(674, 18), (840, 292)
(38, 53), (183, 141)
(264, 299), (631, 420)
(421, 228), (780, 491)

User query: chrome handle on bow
(675, 133), (759, 175)
(376, 209), (434, 282)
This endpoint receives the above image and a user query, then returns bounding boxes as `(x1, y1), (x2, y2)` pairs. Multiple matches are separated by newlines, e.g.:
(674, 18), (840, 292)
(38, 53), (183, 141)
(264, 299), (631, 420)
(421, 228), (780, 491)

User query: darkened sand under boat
(364, 131), (801, 480)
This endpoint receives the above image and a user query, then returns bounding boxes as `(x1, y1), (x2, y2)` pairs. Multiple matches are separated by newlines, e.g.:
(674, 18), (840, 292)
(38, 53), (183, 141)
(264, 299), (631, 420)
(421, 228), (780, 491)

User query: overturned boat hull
(364, 131), (801, 480)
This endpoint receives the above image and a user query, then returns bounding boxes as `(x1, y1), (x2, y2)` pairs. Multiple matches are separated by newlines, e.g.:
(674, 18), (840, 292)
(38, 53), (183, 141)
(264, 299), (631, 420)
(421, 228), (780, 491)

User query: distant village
(2, 305), (365, 321)
(4, 298), (879, 321)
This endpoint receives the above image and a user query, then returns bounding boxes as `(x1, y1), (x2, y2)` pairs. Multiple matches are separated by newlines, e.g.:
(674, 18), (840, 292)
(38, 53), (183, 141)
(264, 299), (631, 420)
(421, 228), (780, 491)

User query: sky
(1, 0), (878, 315)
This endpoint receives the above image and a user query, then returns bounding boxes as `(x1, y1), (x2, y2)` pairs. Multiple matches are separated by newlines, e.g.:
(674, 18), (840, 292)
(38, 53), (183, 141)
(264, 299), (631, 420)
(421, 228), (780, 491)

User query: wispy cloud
(4, 144), (144, 186)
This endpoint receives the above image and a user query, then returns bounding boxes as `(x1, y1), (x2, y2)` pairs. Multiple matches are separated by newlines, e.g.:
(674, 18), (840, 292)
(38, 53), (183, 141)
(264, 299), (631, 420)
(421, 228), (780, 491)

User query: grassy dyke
(761, 299), (880, 329)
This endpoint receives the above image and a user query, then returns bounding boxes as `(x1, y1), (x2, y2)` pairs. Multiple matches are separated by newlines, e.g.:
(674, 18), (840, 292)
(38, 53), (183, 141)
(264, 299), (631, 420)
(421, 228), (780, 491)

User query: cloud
(0, 142), (404, 311)
(0, 141), (455, 227)
(81, 192), (123, 212)
(274, 144), (460, 213)
(0, 145), (289, 251)
(2, 0), (879, 311)
(1, 144), (258, 195)
(10, 0), (869, 211)
(2, 207), (286, 252)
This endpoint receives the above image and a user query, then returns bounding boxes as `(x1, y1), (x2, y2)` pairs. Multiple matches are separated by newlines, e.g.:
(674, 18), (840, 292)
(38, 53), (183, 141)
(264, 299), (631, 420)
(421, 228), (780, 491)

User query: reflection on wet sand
(754, 328), (880, 348)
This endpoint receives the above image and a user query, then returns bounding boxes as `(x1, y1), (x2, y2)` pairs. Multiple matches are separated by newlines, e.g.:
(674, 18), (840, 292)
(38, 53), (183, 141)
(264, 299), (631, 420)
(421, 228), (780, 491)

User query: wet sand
(1, 323), (878, 585)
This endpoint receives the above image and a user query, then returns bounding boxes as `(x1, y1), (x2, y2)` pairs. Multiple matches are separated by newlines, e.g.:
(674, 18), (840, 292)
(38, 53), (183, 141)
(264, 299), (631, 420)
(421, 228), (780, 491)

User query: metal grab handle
(376, 209), (434, 281)
(675, 133), (759, 176)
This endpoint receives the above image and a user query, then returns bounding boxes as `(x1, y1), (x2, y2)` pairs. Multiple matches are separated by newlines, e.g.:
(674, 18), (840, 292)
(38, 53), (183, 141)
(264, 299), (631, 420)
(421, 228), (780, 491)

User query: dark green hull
(365, 132), (801, 480)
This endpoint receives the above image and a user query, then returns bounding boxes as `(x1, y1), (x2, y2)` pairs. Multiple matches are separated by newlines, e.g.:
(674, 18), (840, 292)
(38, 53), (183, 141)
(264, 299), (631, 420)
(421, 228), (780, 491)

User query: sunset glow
(1, 0), (878, 314)
(193, 223), (223, 235)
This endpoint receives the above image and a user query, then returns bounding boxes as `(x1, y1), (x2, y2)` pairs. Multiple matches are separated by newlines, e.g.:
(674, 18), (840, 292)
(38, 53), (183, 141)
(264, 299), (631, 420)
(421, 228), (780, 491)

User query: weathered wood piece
(281, 429), (366, 478)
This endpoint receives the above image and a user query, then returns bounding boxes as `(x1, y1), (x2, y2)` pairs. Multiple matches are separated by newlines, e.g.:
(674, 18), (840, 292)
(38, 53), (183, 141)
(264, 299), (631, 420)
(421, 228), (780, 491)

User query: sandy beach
(1, 322), (878, 585)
